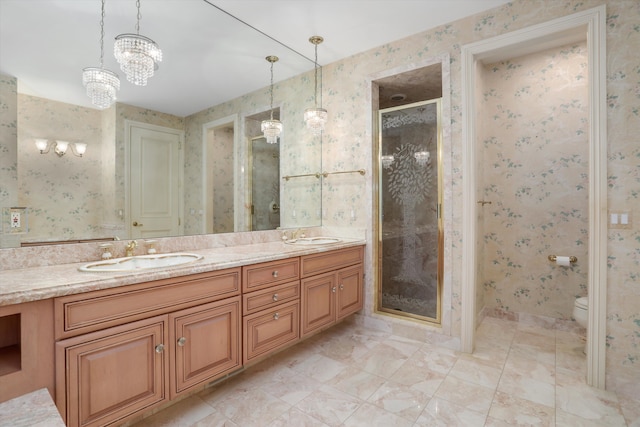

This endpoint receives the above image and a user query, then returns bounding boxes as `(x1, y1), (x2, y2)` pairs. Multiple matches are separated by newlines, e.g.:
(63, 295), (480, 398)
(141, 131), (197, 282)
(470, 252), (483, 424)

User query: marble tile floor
(132, 316), (638, 427)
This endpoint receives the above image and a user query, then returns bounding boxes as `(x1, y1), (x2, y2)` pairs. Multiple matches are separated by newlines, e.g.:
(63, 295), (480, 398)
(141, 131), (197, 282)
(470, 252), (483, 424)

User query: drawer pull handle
(332, 286), (337, 293)
(177, 337), (187, 347)
(272, 293), (278, 302)
(273, 312), (279, 320)
(272, 270), (279, 278)
(339, 284), (344, 291)
(155, 344), (165, 354)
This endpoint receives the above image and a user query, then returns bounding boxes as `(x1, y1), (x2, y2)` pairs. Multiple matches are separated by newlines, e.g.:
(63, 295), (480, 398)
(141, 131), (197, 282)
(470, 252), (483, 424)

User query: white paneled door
(128, 122), (184, 239)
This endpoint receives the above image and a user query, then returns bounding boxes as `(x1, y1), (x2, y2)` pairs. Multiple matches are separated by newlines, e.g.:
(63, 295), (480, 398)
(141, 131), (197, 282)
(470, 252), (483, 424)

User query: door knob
(133, 221), (143, 227)
(155, 344), (165, 353)
(177, 337), (187, 347)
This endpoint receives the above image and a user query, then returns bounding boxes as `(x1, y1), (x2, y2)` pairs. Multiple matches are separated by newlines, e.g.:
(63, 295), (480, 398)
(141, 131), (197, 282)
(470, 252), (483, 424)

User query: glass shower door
(377, 99), (442, 322)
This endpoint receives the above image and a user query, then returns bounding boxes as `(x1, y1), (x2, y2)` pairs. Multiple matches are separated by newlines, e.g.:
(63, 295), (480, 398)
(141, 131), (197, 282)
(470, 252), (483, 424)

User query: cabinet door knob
(339, 284), (344, 291)
(272, 293), (278, 302)
(332, 286), (337, 293)
(272, 270), (279, 278)
(177, 337), (187, 347)
(132, 221), (143, 227)
(155, 344), (165, 353)
(273, 312), (279, 320)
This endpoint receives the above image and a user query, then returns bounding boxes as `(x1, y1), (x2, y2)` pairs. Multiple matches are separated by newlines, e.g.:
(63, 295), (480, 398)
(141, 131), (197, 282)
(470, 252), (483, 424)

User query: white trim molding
(460, 5), (607, 389)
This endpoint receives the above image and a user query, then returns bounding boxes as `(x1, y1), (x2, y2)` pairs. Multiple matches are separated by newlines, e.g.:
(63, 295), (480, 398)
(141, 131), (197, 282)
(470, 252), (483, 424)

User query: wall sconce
(35, 139), (87, 157)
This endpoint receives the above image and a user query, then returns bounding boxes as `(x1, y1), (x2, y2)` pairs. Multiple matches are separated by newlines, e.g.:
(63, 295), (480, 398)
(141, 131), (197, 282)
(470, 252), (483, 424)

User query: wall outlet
(609, 210), (632, 229)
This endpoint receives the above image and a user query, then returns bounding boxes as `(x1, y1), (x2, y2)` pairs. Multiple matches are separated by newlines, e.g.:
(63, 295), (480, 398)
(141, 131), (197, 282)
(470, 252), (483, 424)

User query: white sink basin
(79, 253), (204, 272)
(284, 237), (342, 245)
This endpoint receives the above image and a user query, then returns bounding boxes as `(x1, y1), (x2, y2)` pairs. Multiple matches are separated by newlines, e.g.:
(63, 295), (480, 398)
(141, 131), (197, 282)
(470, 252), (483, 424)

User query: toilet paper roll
(556, 256), (571, 267)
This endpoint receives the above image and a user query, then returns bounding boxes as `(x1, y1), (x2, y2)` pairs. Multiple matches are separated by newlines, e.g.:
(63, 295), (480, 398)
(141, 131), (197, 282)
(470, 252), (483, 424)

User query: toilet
(573, 296), (588, 328)
(573, 296), (588, 353)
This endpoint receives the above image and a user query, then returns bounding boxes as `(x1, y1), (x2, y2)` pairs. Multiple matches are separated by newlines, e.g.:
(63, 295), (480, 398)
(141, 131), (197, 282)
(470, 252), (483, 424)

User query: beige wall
(479, 42), (589, 321)
(313, 0), (638, 396)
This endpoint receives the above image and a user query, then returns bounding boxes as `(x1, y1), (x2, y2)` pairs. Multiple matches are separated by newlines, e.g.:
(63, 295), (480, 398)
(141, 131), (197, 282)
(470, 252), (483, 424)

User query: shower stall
(376, 99), (442, 323)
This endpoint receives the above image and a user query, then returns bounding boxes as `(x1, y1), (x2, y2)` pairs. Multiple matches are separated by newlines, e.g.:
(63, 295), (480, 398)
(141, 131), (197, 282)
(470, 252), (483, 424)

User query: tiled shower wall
(479, 42), (589, 321)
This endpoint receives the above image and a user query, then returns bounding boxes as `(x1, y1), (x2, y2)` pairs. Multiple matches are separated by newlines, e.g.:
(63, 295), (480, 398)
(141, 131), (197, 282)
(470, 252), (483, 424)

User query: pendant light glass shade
(114, 33), (162, 86)
(261, 119), (283, 145)
(82, 0), (120, 109)
(83, 67), (120, 109)
(261, 55), (282, 144)
(304, 107), (328, 135)
(114, 0), (162, 86)
(304, 36), (327, 135)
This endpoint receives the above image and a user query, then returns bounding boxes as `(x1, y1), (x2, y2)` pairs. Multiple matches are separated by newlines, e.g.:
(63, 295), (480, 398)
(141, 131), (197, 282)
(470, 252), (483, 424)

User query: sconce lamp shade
(35, 139), (49, 152)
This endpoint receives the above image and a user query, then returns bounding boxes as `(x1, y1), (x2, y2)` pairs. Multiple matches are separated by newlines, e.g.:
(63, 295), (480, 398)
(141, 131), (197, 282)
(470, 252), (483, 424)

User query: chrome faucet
(125, 240), (137, 257)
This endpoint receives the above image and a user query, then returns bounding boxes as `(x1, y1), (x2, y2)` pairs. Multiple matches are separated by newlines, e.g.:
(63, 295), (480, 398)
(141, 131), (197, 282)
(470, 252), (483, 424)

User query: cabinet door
(170, 297), (240, 398)
(243, 300), (299, 364)
(57, 316), (168, 427)
(336, 264), (364, 320)
(300, 271), (336, 337)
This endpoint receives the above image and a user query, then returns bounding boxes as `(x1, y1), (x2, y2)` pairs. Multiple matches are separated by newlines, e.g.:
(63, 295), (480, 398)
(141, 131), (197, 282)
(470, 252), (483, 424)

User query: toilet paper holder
(548, 255), (577, 264)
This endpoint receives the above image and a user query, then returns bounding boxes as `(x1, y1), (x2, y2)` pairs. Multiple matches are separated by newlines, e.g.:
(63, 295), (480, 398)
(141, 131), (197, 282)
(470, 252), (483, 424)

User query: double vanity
(0, 236), (365, 427)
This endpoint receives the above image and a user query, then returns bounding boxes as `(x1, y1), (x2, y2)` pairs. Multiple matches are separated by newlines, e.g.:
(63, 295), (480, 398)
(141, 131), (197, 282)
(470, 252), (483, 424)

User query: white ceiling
(0, 0), (509, 117)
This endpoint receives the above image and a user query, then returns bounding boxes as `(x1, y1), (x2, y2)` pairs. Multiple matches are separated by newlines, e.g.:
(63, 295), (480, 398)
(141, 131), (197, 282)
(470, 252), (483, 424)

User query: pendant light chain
(136, 0), (142, 34)
(314, 43), (319, 109)
(99, 0), (105, 68)
(269, 59), (275, 120)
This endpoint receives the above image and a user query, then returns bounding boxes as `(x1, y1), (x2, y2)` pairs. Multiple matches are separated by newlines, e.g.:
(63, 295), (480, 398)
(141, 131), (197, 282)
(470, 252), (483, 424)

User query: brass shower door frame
(374, 98), (443, 325)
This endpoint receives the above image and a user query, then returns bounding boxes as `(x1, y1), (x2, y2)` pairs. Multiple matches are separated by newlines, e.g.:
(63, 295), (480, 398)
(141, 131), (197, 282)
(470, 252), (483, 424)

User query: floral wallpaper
(313, 0), (638, 399)
(479, 42), (589, 321)
(208, 125), (235, 234)
(0, 75), (18, 247)
(17, 95), (104, 243)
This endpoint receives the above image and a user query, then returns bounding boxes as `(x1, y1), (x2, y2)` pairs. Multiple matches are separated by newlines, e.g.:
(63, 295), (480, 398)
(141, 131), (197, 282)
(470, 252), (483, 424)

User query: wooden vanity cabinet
(56, 315), (168, 427)
(55, 269), (241, 426)
(300, 247), (364, 338)
(169, 297), (240, 398)
(242, 259), (301, 365)
(0, 299), (55, 403)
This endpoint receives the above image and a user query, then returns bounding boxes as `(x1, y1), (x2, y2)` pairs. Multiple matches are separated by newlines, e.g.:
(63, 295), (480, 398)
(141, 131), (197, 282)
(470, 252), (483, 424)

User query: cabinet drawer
(301, 246), (364, 278)
(243, 281), (299, 315)
(242, 258), (300, 292)
(55, 269), (240, 340)
(243, 300), (299, 364)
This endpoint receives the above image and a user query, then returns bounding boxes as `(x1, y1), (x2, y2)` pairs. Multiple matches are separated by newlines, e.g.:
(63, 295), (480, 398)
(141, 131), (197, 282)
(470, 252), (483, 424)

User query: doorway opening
(461, 6), (607, 388)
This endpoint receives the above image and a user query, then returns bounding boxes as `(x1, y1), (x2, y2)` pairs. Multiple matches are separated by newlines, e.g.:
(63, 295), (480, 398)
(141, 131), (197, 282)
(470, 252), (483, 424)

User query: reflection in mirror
(0, 1), (322, 248)
(249, 136), (281, 231)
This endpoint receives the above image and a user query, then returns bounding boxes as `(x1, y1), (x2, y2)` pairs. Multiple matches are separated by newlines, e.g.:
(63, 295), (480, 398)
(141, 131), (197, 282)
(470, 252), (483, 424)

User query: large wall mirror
(0, 0), (323, 248)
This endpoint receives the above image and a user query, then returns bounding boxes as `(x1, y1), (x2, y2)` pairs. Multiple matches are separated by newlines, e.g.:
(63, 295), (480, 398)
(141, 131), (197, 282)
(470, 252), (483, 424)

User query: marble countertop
(0, 238), (365, 307)
(0, 388), (65, 427)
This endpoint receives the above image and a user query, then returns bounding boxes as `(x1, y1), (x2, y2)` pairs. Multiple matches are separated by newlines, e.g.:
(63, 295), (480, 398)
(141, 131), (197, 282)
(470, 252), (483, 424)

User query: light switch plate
(609, 210), (632, 229)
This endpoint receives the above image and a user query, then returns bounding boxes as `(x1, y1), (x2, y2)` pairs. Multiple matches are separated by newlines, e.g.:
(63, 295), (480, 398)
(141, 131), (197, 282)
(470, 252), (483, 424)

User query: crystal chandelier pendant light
(82, 0), (120, 109)
(304, 36), (327, 135)
(261, 56), (283, 144)
(114, 0), (162, 86)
